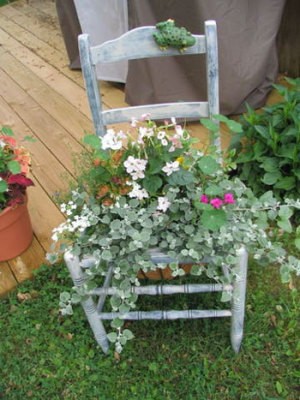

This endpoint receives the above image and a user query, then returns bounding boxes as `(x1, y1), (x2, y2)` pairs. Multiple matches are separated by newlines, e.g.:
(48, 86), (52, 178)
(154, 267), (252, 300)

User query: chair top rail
(102, 102), (209, 125)
(89, 26), (207, 64)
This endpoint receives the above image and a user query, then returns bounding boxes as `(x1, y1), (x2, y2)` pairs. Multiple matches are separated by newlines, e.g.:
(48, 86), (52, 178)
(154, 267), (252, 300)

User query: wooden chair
(64, 21), (248, 354)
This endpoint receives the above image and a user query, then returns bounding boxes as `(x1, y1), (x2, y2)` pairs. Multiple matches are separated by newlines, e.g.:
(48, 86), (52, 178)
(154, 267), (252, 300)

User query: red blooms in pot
(0, 127), (34, 212)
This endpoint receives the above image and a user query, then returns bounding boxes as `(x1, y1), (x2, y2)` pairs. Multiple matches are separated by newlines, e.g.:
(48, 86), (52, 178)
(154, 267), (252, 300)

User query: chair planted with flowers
(59, 20), (248, 354)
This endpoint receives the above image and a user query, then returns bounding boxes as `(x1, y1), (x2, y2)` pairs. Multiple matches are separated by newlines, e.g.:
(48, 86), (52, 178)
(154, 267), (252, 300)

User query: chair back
(78, 20), (219, 148)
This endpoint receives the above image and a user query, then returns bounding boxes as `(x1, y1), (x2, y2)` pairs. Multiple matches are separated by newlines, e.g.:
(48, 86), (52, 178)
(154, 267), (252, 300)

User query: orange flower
(119, 185), (131, 195)
(14, 147), (31, 174)
(96, 184), (110, 198)
(102, 197), (114, 207)
(112, 150), (124, 165)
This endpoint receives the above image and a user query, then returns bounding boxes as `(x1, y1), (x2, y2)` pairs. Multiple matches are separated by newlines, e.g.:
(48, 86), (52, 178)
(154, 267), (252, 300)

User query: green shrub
(230, 78), (300, 204)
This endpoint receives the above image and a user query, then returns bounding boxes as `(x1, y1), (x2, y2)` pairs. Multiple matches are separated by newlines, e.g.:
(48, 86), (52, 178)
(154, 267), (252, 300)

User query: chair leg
(64, 251), (110, 353)
(97, 264), (114, 312)
(230, 246), (248, 353)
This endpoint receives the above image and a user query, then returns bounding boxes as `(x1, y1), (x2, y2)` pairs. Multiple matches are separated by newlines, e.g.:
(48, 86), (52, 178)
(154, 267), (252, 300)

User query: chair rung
(98, 309), (232, 320)
(89, 283), (232, 296)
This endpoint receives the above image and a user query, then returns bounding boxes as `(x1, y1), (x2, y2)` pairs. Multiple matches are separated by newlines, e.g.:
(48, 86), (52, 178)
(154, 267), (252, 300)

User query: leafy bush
(230, 78), (300, 204)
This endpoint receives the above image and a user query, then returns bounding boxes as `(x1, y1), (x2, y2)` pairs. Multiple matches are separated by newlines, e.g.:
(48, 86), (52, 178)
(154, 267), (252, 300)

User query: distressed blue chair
(64, 20), (248, 354)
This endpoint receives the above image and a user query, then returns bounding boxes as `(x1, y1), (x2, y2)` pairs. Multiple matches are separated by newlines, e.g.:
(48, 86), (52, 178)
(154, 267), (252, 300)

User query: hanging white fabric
(74, 0), (129, 82)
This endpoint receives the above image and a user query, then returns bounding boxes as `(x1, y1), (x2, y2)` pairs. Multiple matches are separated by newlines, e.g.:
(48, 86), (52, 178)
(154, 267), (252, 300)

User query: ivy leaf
(200, 209), (227, 231)
(123, 329), (134, 340)
(107, 332), (118, 343)
(198, 156), (219, 175)
(205, 184), (223, 196)
(193, 200), (211, 210)
(147, 157), (164, 174)
(278, 206), (293, 219)
(143, 175), (163, 195)
(111, 317), (124, 329)
(277, 218), (292, 233)
(167, 169), (194, 186)
(294, 238), (300, 250)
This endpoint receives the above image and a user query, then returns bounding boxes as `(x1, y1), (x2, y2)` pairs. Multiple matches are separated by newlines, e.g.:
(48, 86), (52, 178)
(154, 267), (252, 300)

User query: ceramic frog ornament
(153, 19), (196, 51)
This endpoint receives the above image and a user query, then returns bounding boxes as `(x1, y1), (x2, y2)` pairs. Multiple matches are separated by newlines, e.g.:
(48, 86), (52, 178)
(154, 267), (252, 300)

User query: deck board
(0, 0), (93, 294)
(0, 0), (284, 296)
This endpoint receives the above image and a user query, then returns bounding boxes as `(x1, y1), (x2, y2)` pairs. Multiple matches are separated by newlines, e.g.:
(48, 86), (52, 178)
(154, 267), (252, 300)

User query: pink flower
(200, 194), (209, 204)
(210, 198), (223, 209)
(224, 193), (235, 204)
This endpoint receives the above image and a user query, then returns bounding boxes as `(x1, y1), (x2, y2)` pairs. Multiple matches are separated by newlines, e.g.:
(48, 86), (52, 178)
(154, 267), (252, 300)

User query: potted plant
(48, 115), (300, 352)
(0, 126), (34, 261)
(229, 78), (300, 206)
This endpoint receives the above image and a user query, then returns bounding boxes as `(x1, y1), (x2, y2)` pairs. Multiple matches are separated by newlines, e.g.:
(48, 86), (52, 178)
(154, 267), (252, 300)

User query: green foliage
(47, 116), (300, 353)
(230, 78), (300, 207)
(0, 264), (299, 399)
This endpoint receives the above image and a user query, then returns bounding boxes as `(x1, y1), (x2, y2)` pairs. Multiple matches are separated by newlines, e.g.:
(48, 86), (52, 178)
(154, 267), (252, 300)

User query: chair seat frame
(65, 247), (248, 354)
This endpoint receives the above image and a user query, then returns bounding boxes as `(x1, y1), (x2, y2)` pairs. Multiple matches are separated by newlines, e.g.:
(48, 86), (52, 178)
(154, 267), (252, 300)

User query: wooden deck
(0, 0), (284, 296)
(0, 0), (103, 295)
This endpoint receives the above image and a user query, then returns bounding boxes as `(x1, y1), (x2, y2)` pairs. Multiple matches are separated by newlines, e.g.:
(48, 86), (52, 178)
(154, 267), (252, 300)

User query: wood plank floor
(0, 0), (284, 296)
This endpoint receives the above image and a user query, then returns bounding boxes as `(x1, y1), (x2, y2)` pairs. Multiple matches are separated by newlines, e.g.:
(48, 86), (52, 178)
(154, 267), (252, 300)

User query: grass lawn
(0, 262), (299, 399)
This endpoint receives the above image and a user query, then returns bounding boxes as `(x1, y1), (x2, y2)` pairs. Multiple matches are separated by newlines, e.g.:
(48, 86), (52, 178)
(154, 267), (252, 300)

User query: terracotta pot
(138, 264), (193, 280)
(0, 198), (33, 262)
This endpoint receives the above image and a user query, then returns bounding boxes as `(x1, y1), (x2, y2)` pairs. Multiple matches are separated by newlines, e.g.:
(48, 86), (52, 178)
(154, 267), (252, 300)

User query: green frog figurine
(153, 19), (196, 51)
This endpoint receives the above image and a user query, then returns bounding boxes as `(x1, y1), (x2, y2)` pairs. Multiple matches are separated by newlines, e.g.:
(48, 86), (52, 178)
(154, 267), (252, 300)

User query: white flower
(124, 156), (147, 180)
(138, 127), (154, 142)
(175, 125), (184, 137)
(157, 196), (171, 212)
(128, 182), (149, 200)
(162, 161), (180, 176)
(131, 117), (138, 127)
(101, 129), (123, 150)
(157, 130), (166, 140)
(161, 139), (168, 146)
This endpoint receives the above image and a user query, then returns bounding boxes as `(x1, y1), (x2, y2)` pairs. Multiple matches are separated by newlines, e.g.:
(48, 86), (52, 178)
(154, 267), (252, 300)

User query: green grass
(0, 263), (299, 400)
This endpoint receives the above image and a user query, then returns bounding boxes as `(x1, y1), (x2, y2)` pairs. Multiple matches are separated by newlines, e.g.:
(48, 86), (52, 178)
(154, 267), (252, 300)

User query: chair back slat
(90, 26), (207, 64)
(102, 102), (209, 125)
